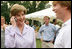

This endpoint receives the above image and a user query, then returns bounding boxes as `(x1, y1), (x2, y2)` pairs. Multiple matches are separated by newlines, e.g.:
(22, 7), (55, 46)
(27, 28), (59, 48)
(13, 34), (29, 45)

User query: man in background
(38, 16), (56, 48)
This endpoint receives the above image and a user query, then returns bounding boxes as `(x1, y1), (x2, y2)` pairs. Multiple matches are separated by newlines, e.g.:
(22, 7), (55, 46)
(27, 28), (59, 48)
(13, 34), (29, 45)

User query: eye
(22, 14), (24, 16)
(17, 15), (20, 16)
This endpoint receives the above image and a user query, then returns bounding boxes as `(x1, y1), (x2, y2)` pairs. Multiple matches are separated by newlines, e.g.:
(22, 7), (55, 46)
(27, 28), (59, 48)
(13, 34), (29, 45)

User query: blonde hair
(52, 1), (71, 11)
(10, 4), (27, 17)
(44, 16), (50, 19)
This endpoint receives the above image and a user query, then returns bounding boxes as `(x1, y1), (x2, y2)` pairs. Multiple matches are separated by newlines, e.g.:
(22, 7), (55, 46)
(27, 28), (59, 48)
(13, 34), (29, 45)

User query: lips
(19, 20), (23, 22)
(19, 19), (24, 22)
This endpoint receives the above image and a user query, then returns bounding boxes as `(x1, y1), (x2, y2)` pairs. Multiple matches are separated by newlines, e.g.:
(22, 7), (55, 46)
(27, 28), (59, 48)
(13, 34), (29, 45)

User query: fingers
(10, 16), (16, 27)
(10, 16), (15, 22)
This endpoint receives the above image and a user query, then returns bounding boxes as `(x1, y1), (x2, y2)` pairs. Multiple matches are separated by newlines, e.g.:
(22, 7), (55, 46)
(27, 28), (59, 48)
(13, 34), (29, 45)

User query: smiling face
(15, 11), (25, 24)
(53, 3), (65, 20)
(10, 4), (27, 25)
(44, 16), (50, 25)
(52, 1), (71, 21)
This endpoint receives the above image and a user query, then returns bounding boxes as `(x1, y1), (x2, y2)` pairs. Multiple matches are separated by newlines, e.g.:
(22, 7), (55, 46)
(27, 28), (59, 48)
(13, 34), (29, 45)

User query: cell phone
(14, 18), (17, 22)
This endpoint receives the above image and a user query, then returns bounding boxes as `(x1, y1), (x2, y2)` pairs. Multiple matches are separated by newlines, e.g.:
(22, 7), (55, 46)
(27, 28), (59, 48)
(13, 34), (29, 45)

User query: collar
(15, 23), (28, 36)
(45, 23), (50, 26)
(62, 19), (71, 27)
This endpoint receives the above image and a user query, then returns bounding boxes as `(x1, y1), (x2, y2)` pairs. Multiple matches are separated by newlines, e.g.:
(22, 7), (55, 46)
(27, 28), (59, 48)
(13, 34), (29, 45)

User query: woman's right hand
(10, 16), (16, 27)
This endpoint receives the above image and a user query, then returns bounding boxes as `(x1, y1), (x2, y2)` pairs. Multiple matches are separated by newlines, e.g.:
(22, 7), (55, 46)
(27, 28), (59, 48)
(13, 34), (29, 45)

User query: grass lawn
(36, 39), (42, 48)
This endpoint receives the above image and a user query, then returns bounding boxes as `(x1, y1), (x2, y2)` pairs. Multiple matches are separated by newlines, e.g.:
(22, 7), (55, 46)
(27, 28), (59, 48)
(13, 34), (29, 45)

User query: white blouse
(5, 24), (36, 48)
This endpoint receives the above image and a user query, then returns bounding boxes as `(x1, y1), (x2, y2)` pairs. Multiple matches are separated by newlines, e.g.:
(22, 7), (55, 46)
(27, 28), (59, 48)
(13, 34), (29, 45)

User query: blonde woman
(5, 4), (36, 48)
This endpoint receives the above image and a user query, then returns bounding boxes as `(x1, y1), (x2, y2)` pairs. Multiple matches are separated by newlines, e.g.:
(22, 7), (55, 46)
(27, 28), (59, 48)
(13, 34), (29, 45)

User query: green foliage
(1, 1), (10, 24)
(1, 1), (49, 24)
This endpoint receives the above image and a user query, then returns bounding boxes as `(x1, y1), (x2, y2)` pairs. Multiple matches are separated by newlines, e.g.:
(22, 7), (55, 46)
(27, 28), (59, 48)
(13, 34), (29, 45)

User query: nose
(20, 15), (23, 19)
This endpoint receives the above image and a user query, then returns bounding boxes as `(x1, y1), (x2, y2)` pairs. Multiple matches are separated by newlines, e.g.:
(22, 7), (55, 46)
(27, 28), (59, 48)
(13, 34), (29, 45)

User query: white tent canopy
(25, 7), (56, 24)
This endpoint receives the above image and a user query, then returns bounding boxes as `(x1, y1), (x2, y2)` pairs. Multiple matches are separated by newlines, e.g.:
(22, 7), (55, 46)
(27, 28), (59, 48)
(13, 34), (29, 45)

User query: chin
(56, 14), (61, 19)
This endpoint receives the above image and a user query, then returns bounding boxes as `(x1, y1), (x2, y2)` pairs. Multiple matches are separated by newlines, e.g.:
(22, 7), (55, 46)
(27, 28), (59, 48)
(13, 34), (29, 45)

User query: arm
(38, 26), (44, 42)
(5, 27), (16, 48)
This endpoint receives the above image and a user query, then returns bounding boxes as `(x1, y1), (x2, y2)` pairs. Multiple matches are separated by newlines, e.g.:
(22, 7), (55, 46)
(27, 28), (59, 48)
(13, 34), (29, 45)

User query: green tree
(36, 1), (49, 11)
(1, 1), (10, 24)
(1, 1), (49, 24)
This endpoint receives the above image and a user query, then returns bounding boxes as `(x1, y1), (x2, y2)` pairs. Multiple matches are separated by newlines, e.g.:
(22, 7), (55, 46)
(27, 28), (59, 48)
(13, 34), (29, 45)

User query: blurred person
(32, 24), (36, 31)
(5, 4), (36, 48)
(35, 24), (40, 38)
(53, 1), (71, 48)
(52, 19), (61, 44)
(53, 19), (60, 30)
(35, 24), (40, 32)
(1, 16), (8, 48)
(25, 20), (29, 25)
(38, 16), (56, 48)
(53, 19), (61, 36)
(1, 16), (8, 30)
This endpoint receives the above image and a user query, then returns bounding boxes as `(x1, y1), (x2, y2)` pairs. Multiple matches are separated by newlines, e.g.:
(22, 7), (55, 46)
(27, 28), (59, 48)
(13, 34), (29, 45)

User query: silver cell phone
(14, 18), (17, 22)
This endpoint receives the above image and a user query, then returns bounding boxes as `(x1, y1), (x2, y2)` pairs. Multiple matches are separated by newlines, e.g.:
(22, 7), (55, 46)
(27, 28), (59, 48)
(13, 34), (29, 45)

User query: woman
(5, 4), (36, 48)
(1, 16), (7, 30)
(1, 16), (7, 48)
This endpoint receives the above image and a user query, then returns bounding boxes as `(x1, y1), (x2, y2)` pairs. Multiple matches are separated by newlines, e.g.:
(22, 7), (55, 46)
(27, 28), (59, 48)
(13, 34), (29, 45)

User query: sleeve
(31, 29), (36, 48)
(5, 27), (16, 48)
(63, 28), (71, 48)
(38, 26), (43, 39)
